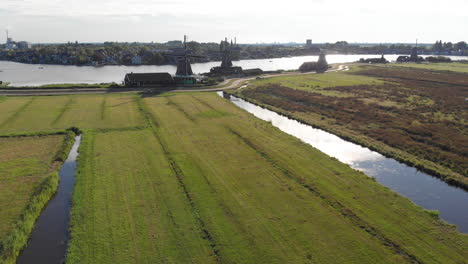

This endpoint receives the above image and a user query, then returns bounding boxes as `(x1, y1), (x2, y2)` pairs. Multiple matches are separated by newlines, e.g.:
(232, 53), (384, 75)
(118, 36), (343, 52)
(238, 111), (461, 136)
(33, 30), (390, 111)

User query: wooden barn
(124, 72), (175, 87)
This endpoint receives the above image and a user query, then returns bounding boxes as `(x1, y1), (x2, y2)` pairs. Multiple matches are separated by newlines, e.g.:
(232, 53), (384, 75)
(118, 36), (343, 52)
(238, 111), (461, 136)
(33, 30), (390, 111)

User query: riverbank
(221, 91), (468, 232)
(230, 65), (467, 190)
(0, 64), (346, 96)
(6, 54), (468, 86)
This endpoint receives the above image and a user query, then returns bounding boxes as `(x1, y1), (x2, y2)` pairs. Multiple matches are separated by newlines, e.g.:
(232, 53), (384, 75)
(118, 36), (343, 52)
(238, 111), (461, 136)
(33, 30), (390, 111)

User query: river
(219, 92), (468, 234)
(1, 54), (466, 86)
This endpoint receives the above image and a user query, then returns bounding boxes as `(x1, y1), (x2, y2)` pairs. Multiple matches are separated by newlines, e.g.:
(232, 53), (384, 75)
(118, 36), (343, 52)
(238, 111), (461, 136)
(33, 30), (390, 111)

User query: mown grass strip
(225, 126), (422, 264)
(100, 96), (107, 120)
(51, 97), (75, 125)
(0, 97), (35, 129)
(92, 126), (147, 134)
(190, 95), (217, 110)
(0, 130), (76, 264)
(139, 98), (221, 262)
(166, 97), (196, 122)
(153, 130), (221, 261)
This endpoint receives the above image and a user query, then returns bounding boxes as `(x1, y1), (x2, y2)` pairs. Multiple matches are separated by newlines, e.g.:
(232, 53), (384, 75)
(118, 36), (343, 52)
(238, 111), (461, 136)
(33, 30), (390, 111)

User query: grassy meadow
(65, 92), (467, 263)
(0, 135), (65, 238)
(240, 65), (468, 188)
(251, 70), (385, 97)
(387, 62), (468, 73)
(0, 94), (144, 134)
(0, 134), (69, 263)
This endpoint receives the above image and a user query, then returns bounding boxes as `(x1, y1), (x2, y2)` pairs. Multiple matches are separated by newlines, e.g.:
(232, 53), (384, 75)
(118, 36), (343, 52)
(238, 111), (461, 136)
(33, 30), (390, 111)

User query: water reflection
(220, 92), (468, 233)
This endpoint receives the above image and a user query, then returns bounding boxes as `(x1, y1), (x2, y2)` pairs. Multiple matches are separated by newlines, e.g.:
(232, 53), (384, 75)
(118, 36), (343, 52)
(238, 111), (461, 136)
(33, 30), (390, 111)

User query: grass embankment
(0, 94), (144, 134)
(67, 92), (467, 263)
(387, 62), (468, 73)
(238, 65), (468, 189)
(0, 131), (75, 263)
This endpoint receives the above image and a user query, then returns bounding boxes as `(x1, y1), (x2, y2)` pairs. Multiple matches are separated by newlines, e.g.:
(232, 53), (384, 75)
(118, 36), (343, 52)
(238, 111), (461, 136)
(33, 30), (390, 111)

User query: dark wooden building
(124, 72), (175, 87)
(242, 68), (264, 76)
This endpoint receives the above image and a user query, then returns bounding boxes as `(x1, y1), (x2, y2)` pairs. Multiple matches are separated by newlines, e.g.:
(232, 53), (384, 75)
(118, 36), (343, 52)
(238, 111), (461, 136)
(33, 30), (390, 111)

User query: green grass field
(250, 70), (385, 97)
(0, 135), (64, 239)
(66, 92), (467, 264)
(0, 94), (144, 134)
(387, 62), (468, 73)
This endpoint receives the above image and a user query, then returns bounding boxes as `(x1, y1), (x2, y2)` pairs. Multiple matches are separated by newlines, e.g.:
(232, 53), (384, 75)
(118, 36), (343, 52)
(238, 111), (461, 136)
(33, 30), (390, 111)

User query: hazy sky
(1, 0), (467, 44)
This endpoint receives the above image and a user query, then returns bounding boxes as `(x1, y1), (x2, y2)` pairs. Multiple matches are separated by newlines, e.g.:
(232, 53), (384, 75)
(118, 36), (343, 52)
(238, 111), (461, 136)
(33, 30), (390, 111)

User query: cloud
(0, 0), (466, 43)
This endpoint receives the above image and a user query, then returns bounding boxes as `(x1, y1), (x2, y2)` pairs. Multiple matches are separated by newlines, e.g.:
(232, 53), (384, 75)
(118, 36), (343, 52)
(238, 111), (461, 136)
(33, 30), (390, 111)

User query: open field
(67, 130), (218, 264)
(0, 134), (69, 263)
(66, 92), (467, 263)
(0, 135), (64, 238)
(250, 70), (385, 97)
(0, 94), (144, 134)
(239, 65), (468, 188)
(386, 62), (468, 73)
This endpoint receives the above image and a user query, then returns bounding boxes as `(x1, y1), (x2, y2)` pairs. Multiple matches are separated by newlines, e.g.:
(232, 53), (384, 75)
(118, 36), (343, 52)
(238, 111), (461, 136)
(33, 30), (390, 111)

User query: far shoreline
(1, 53), (466, 68)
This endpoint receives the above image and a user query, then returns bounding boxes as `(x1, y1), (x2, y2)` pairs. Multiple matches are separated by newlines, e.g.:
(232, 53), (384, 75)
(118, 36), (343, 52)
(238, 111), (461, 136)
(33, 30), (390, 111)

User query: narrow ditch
(16, 135), (81, 264)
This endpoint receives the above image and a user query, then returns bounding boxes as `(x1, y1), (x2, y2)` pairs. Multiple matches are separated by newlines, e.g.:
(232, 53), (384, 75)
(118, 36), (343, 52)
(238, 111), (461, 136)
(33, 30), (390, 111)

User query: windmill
(168, 35), (204, 76)
(220, 37), (234, 68)
(209, 37), (243, 75)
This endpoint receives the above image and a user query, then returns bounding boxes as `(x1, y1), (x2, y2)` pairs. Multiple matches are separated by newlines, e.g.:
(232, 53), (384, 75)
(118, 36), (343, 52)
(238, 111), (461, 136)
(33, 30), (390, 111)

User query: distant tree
(454, 41), (467, 51)
(138, 47), (149, 56)
(443, 42), (453, 50)
(187, 41), (201, 54)
(151, 52), (165, 65)
(432, 41), (443, 52)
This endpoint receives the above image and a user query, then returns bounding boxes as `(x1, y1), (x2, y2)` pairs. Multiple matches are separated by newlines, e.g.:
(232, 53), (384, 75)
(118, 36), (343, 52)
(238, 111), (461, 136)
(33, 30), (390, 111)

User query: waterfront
(221, 92), (468, 233)
(1, 54), (466, 86)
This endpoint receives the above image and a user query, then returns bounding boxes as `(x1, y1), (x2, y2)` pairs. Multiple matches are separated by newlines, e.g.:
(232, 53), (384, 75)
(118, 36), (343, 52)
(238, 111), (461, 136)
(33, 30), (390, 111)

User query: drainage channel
(16, 135), (81, 264)
(219, 92), (468, 233)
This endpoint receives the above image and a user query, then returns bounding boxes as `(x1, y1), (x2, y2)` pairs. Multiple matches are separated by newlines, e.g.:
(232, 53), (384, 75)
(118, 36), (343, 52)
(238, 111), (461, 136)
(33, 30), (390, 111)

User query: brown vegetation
(241, 67), (468, 178)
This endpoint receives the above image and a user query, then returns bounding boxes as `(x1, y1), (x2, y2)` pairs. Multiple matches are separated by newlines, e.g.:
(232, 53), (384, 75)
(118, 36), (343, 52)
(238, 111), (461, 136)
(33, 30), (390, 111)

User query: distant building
(306, 39), (312, 47)
(210, 37), (243, 75)
(242, 68), (264, 76)
(131, 55), (142, 65)
(124, 72), (175, 87)
(299, 53), (328, 73)
(17, 41), (32, 49)
(4, 31), (31, 50)
(173, 75), (198, 85)
(6, 37), (16, 50)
